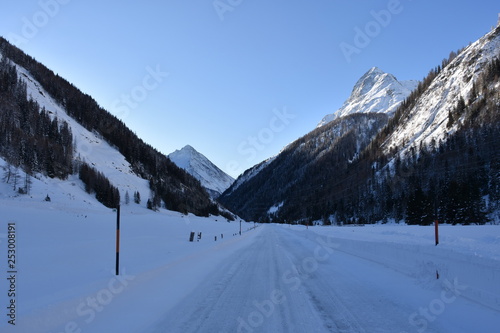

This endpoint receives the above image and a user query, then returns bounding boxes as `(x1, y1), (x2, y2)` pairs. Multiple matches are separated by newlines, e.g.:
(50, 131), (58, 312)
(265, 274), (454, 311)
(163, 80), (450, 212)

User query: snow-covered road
(144, 224), (499, 333)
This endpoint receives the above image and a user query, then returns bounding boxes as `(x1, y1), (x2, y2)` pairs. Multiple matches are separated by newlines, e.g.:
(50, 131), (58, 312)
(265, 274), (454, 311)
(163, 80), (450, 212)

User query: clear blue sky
(1, 1), (498, 177)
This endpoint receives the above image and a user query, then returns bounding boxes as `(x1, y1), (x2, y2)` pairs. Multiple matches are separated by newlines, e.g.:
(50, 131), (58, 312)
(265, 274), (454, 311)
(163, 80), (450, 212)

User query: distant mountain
(318, 67), (417, 127)
(0, 37), (225, 217)
(220, 26), (500, 225)
(169, 145), (234, 198)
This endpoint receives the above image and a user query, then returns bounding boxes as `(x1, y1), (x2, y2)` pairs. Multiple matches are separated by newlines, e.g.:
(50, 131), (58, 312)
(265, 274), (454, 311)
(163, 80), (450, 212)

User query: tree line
(0, 56), (73, 179)
(79, 163), (120, 208)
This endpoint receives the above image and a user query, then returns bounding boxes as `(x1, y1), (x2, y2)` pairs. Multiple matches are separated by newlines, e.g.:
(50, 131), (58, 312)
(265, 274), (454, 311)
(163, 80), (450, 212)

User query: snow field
(0, 202), (256, 333)
(154, 223), (500, 332)
(0, 204), (499, 332)
(297, 224), (500, 331)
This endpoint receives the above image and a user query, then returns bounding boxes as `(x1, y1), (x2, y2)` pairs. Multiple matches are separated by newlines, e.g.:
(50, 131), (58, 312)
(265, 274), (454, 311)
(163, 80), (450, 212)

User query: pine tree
(2, 163), (13, 184)
(23, 171), (32, 195)
(447, 110), (455, 128)
(406, 186), (433, 225)
(79, 163), (120, 208)
(11, 168), (20, 191)
(134, 191), (141, 204)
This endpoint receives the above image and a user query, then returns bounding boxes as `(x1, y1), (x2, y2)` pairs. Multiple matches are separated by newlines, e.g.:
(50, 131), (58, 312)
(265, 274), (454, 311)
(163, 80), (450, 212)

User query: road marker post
(435, 220), (439, 246)
(116, 205), (121, 276)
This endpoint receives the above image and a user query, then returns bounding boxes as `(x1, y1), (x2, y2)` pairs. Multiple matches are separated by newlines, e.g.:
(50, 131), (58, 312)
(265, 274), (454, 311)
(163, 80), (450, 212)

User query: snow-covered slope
(219, 113), (389, 220)
(383, 27), (500, 156)
(6, 59), (151, 208)
(168, 145), (234, 198)
(318, 67), (417, 127)
(223, 156), (276, 196)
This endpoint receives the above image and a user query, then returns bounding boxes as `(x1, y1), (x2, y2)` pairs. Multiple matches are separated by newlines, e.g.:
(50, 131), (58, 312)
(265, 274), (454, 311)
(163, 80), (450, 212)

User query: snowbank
(301, 224), (500, 312)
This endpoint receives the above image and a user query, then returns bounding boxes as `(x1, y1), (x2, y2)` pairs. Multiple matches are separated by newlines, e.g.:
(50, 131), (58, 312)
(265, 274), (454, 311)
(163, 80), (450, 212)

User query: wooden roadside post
(435, 220), (439, 246)
(116, 205), (121, 276)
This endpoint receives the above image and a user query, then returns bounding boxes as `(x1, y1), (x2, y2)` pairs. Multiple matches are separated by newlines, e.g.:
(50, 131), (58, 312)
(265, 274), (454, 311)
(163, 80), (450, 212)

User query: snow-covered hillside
(222, 156), (275, 197)
(168, 145), (234, 198)
(383, 27), (500, 156)
(318, 67), (417, 127)
(9, 61), (151, 208)
(1, 40), (221, 215)
(219, 113), (389, 220)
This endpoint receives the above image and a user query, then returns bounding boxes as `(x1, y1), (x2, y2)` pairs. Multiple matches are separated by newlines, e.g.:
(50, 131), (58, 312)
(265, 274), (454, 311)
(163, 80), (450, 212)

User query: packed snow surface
(0, 195), (498, 332)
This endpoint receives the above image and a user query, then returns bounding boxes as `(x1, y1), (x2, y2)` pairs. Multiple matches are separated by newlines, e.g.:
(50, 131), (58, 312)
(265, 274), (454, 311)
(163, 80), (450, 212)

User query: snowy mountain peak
(168, 145), (234, 198)
(183, 144), (196, 152)
(351, 67), (396, 99)
(318, 67), (417, 127)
